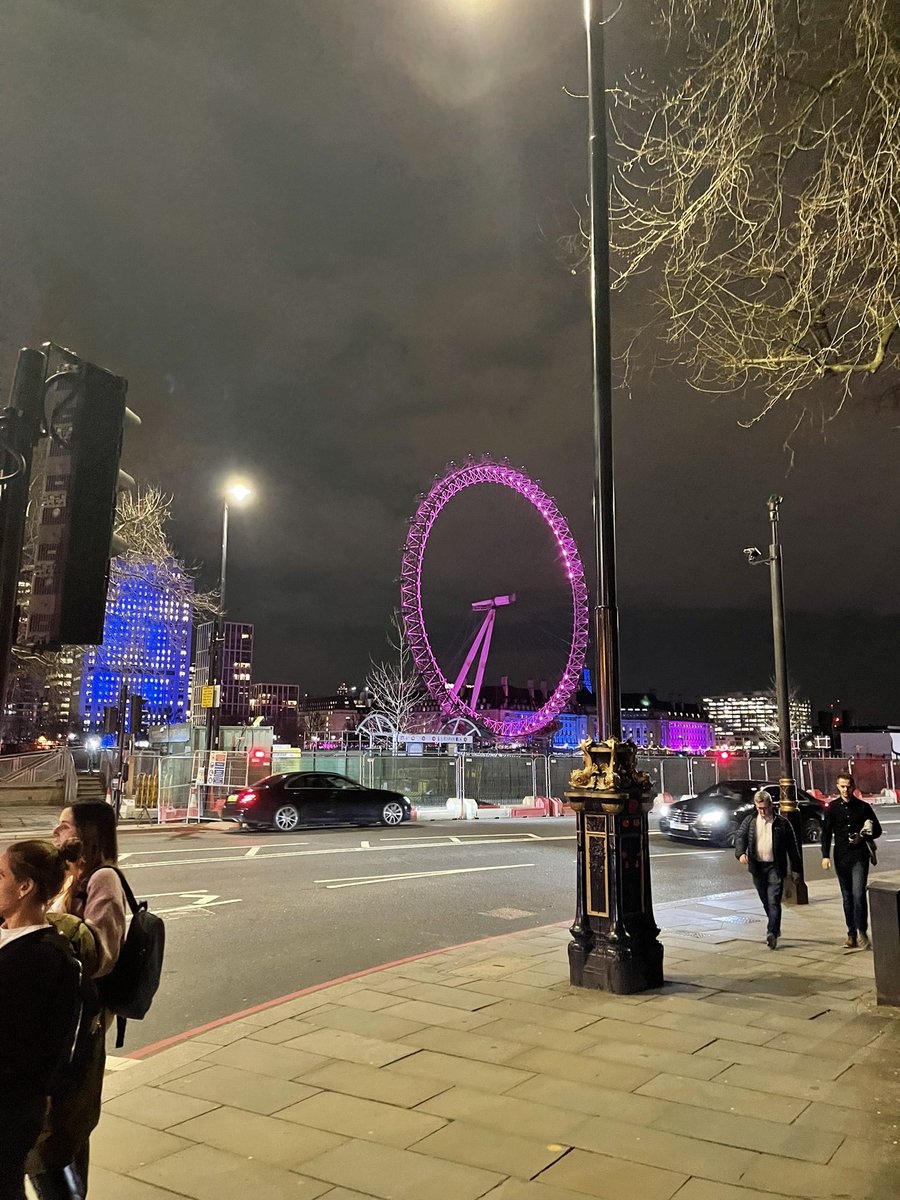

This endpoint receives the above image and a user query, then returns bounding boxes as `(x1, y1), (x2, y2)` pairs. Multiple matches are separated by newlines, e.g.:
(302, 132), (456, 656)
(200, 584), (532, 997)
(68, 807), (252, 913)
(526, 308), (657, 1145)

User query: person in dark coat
(821, 774), (882, 949)
(0, 840), (82, 1200)
(735, 789), (802, 949)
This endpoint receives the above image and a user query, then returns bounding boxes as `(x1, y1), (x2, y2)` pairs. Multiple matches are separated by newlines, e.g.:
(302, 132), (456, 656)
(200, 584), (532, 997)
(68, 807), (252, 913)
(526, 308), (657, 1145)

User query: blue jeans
(834, 853), (869, 936)
(751, 863), (784, 937)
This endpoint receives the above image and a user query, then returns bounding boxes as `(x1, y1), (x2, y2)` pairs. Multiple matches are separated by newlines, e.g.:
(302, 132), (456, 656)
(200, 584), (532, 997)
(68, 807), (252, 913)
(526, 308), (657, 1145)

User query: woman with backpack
(0, 840), (83, 1200)
(27, 802), (127, 1200)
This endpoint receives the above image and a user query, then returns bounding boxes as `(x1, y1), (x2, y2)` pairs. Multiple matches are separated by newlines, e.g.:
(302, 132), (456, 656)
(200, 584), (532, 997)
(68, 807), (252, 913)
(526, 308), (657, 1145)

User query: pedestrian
(735, 788), (802, 949)
(27, 802), (127, 1199)
(821, 774), (882, 949)
(0, 840), (82, 1200)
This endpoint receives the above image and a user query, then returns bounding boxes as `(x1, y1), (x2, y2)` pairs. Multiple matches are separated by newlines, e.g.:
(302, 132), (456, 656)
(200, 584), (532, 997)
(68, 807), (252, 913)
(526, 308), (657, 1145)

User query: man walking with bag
(735, 788), (802, 949)
(821, 773), (882, 949)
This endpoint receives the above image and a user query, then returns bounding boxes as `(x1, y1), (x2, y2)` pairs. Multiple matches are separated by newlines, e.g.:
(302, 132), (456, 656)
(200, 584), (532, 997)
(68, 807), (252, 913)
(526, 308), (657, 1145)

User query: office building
(193, 621), (254, 726)
(79, 559), (193, 732)
(251, 683), (300, 742)
(704, 691), (813, 749)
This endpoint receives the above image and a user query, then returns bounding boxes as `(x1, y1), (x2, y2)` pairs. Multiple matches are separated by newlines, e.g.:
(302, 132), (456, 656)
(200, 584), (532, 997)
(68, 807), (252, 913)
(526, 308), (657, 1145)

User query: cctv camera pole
(767, 495), (808, 904)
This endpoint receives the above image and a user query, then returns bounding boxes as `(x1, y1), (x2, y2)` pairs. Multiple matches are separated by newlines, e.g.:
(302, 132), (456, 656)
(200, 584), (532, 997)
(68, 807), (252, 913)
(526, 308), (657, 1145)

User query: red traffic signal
(718, 750), (731, 761)
(249, 747), (270, 764)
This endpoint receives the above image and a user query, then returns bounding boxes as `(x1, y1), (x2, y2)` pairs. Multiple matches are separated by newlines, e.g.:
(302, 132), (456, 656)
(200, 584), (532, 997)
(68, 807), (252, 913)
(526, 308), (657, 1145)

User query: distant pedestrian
(0, 840), (82, 1200)
(821, 774), (882, 949)
(735, 788), (802, 949)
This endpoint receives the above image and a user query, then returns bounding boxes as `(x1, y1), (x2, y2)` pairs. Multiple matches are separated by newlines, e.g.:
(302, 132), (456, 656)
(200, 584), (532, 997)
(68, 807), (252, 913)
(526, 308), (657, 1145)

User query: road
(5, 813), (900, 1052)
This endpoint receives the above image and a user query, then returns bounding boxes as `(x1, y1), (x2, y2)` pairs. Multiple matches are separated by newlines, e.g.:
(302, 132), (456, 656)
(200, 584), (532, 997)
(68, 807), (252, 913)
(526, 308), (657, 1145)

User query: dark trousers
(0, 1096), (45, 1200)
(751, 863), (784, 937)
(834, 852), (869, 936)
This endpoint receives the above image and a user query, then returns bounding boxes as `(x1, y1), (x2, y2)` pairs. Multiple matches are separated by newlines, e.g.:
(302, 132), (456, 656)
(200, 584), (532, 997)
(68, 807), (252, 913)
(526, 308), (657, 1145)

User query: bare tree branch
(607, 0), (900, 417)
(365, 610), (425, 735)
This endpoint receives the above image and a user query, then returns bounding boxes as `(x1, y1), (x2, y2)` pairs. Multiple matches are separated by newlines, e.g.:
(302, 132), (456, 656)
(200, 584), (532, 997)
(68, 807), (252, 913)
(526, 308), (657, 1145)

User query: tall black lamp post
(205, 480), (253, 753)
(744, 496), (809, 904)
(565, 2), (664, 993)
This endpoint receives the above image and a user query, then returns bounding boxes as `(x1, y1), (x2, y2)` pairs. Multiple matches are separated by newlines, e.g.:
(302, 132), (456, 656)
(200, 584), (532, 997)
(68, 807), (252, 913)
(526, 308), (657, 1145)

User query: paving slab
(298, 1136), (504, 1200)
(273, 1090), (446, 1148)
(534, 1147), (687, 1200)
(298, 1059), (451, 1107)
(410, 1119), (568, 1178)
(161, 1064), (319, 1114)
(167, 1104), (345, 1168)
(130, 1143), (332, 1200)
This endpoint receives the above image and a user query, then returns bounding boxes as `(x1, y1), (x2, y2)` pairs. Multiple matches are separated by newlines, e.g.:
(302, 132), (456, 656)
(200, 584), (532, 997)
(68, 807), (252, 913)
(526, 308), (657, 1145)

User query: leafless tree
(607, 0), (899, 422)
(366, 610), (425, 737)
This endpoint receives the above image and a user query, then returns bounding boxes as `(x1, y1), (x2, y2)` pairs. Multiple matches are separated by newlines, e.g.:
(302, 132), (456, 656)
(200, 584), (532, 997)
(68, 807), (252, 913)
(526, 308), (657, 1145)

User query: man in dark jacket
(821, 774), (882, 949)
(735, 788), (802, 949)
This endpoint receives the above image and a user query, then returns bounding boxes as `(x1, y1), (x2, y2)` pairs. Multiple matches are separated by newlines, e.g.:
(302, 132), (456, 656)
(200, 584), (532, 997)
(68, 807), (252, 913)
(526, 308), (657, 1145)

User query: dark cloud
(1, 1), (897, 720)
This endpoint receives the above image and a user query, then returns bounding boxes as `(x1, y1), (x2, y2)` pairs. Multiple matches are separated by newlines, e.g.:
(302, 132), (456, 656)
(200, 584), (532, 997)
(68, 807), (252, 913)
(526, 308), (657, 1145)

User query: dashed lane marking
(244, 845), (260, 857)
(315, 863), (535, 889)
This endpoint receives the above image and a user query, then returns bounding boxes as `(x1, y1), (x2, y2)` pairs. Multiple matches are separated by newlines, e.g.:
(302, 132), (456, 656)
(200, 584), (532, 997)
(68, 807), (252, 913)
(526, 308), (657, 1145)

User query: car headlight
(657, 804), (671, 818)
(699, 807), (727, 825)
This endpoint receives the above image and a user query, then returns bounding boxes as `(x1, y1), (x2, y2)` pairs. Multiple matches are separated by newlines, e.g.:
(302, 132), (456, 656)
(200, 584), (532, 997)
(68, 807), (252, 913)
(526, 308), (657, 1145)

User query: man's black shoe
(766, 933), (777, 949)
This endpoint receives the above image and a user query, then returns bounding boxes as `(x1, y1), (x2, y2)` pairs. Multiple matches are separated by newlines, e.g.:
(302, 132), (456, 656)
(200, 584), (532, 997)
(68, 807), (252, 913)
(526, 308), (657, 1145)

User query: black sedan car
(658, 779), (825, 848)
(221, 772), (411, 832)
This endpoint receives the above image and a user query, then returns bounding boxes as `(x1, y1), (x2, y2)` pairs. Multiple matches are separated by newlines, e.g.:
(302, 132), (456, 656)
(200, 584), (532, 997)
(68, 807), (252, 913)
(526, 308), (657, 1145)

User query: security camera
(743, 546), (764, 564)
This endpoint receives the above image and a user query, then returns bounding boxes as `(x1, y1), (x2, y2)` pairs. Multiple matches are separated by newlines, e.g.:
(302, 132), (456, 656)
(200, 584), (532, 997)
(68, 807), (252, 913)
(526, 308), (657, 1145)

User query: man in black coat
(735, 789), (802, 949)
(821, 773), (882, 949)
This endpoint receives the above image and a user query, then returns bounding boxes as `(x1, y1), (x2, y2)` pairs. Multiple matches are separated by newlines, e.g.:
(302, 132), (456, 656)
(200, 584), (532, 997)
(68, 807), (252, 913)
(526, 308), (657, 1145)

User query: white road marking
(115, 840), (309, 857)
(117, 852), (132, 861)
(360, 840), (370, 849)
(122, 834), (576, 871)
(316, 863), (535, 889)
(244, 845), (260, 857)
(136, 889), (243, 915)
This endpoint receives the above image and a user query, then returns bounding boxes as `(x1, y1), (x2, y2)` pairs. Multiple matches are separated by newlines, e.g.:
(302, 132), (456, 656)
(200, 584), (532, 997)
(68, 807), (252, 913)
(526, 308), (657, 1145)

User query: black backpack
(96, 868), (166, 1048)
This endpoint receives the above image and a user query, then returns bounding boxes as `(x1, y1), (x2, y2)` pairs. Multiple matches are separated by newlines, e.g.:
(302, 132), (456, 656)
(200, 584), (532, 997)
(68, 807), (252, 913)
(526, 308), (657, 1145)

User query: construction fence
(138, 749), (899, 823)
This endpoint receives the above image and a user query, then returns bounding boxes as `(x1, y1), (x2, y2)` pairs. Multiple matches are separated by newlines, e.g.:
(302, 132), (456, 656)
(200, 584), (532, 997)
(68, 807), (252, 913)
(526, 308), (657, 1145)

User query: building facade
(250, 683), (300, 742)
(193, 621), (254, 727)
(703, 691), (813, 749)
(79, 559), (193, 733)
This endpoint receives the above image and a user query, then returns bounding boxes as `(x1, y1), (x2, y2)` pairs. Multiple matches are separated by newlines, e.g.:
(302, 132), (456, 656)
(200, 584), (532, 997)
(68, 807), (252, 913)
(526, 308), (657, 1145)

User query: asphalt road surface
(5, 813), (900, 1052)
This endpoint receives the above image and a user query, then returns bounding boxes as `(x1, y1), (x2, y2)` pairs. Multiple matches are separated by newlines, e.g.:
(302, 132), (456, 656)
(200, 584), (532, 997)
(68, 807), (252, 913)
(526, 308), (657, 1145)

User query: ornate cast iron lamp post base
(567, 737), (664, 993)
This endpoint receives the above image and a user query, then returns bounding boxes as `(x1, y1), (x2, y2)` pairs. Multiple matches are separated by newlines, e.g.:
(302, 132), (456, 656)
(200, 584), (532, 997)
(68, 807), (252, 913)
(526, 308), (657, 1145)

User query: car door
(321, 775), (366, 823)
(287, 774), (334, 824)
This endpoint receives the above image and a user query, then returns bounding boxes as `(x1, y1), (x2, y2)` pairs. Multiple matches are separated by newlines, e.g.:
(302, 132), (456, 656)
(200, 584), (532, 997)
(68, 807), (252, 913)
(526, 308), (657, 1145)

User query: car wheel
(272, 804), (300, 832)
(803, 819), (822, 844)
(380, 801), (405, 826)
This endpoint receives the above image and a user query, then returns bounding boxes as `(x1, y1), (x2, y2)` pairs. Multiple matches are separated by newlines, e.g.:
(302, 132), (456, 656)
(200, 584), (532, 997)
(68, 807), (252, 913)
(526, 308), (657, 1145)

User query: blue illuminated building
(79, 559), (193, 733)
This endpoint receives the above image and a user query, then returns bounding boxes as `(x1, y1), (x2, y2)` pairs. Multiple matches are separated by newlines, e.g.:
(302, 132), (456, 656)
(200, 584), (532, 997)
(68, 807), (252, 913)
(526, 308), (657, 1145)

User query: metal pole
(767, 494), (808, 904)
(205, 500), (229, 754)
(586, 0), (620, 743)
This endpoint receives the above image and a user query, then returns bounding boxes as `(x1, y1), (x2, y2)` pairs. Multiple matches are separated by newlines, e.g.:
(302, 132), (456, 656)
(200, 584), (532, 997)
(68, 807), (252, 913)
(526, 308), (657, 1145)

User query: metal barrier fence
(109, 749), (900, 822)
(155, 753), (248, 822)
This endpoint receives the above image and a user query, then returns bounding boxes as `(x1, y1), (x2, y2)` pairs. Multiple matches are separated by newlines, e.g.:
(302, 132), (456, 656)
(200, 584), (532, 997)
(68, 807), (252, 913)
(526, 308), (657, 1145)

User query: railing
(0, 748), (77, 805)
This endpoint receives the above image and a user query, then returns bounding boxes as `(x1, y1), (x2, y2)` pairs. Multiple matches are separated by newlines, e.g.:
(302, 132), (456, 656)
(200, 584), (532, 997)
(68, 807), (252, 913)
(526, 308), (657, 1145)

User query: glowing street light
(206, 478), (255, 751)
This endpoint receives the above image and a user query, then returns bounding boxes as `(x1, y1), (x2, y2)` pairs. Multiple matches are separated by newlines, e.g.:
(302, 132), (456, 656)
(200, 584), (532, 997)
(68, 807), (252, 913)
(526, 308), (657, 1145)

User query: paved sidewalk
(79, 878), (900, 1200)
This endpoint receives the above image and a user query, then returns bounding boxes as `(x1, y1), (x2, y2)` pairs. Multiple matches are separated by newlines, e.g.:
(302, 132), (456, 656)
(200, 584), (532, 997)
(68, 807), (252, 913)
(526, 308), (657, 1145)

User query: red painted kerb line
(127, 921), (568, 1060)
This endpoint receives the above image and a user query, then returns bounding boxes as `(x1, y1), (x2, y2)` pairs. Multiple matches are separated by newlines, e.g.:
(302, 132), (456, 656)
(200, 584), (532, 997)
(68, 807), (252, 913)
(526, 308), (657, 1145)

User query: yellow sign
(200, 685), (217, 709)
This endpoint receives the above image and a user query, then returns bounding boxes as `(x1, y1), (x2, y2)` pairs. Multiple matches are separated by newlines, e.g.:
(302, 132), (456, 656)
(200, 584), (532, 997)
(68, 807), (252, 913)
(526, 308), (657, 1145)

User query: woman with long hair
(0, 840), (82, 1200)
(27, 802), (127, 1199)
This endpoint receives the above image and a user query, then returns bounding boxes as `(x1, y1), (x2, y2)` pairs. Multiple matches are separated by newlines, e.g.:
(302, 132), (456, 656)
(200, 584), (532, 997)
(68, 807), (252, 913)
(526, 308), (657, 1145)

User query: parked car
(658, 779), (824, 848)
(221, 772), (411, 832)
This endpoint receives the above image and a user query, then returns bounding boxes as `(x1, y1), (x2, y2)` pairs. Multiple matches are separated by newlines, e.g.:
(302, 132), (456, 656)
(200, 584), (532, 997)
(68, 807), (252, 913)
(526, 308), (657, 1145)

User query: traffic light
(102, 706), (118, 734)
(24, 351), (139, 649)
(249, 747), (270, 766)
(128, 694), (145, 736)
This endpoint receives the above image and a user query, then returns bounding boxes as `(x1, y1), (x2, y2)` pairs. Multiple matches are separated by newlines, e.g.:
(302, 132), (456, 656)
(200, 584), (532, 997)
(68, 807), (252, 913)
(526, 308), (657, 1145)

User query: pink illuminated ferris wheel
(400, 457), (590, 738)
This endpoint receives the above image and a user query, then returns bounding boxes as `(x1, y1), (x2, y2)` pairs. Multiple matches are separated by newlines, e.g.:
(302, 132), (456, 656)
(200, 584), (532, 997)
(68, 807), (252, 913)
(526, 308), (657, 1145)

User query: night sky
(1, 1), (897, 722)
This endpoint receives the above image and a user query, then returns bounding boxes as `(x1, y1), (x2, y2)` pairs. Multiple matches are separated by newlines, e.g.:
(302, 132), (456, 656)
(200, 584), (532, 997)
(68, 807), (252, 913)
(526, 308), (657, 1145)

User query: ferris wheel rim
(400, 457), (589, 738)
